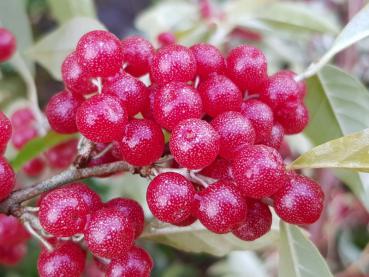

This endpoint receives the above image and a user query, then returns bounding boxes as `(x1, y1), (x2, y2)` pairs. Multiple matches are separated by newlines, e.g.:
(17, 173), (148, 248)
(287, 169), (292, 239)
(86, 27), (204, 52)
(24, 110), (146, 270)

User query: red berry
(11, 125), (38, 149)
(0, 28), (16, 62)
(121, 36), (154, 77)
(211, 111), (255, 160)
(157, 32), (176, 47)
(76, 94), (128, 143)
(273, 174), (324, 224)
(102, 72), (148, 116)
(260, 71), (301, 110)
(261, 122), (284, 149)
(22, 157), (45, 177)
(119, 119), (164, 166)
(153, 82), (203, 130)
(0, 215), (30, 246)
(142, 84), (159, 119)
(88, 142), (121, 168)
(190, 43), (225, 79)
(277, 70), (306, 99)
(10, 107), (35, 129)
(200, 158), (233, 181)
(0, 242), (27, 265)
(37, 242), (86, 277)
(232, 199), (272, 241)
(84, 208), (135, 259)
(61, 51), (96, 96)
(193, 180), (247, 234)
(275, 102), (309, 134)
(172, 215), (197, 227)
(231, 145), (287, 198)
(0, 111), (12, 147)
(76, 30), (123, 78)
(67, 182), (103, 212)
(169, 119), (220, 169)
(198, 74), (242, 117)
(226, 45), (267, 93)
(44, 139), (78, 169)
(0, 157), (15, 201)
(106, 246), (153, 277)
(147, 172), (195, 224)
(150, 44), (197, 85)
(46, 90), (83, 134)
(240, 99), (274, 144)
(105, 198), (145, 238)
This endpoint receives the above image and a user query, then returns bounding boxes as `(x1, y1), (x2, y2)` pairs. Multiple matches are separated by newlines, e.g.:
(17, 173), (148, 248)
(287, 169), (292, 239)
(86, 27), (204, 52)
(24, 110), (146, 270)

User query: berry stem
(91, 77), (102, 94)
(24, 220), (53, 252)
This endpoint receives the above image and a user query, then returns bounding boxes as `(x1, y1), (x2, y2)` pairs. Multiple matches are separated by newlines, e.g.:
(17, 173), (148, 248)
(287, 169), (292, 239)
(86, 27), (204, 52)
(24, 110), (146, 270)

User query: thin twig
(24, 221), (53, 251)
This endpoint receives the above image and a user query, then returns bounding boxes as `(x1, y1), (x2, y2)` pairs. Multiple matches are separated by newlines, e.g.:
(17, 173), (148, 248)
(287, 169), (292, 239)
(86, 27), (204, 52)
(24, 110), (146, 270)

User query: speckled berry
(169, 119), (220, 169)
(273, 174), (324, 224)
(0, 28), (16, 62)
(142, 84), (159, 119)
(147, 172), (195, 224)
(10, 107), (35, 129)
(200, 158), (233, 181)
(211, 111), (255, 160)
(150, 44), (196, 85)
(0, 157), (15, 201)
(44, 139), (78, 169)
(11, 125), (38, 149)
(198, 74), (242, 117)
(0, 242), (27, 266)
(153, 82), (203, 130)
(275, 102), (309, 134)
(67, 182), (103, 212)
(172, 215), (197, 227)
(261, 122), (284, 149)
(232, 145), (287, 198)
(232, 199), (272, 241)
(277, 70), (306, 99)
(0, 214), (30, 246)
(157, 32), (176, 47)
(0, 111), (12, 147)
(22, 157), (45, 177)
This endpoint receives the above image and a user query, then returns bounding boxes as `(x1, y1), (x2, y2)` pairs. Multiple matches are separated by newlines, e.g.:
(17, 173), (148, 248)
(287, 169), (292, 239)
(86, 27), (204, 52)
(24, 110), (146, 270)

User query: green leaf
(10, 131), (77, 172)
(27, 17), (105, 80)
(279, 222), (333, 277)
(47, 0), (96, 24)
(141, 219), (279, 257)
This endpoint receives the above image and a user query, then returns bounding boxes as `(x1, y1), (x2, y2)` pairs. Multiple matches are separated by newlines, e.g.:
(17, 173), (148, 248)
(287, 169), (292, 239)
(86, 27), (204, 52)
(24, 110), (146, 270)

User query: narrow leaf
(47, 0), (96, 24)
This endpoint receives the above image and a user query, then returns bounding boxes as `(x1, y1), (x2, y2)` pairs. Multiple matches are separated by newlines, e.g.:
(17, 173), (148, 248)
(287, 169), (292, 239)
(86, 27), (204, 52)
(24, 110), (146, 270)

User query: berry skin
(119, 119), (164, 166)
(150, 44), (197, 85)
(142, 84), (159, 119)
(106, 246), (154, 277)
(169, 119), (220, 169)
(0, 215), (30, 246)
(261, 122), (284, 149)
(37, 242), (86, 277)
(102, 72), (148, 116)
(0, 157), (15, 201)
(200, 158), (233, 181)
(0, 111), (12, 147)
(0, 242), (27, 266)
(67, 182), (103, 212)
(232, 199), (272, 241)
(153, 82), (203, 130)
(192, 180), (247, 234)
(211, 111), (255, 160)
(273, 174), (324, 224)
(38, 184), (91, 237)
(277, 70), (306, 99)
(147, 172), (196, 224)
(157, 32), (176, 47)
(105, 198), (145, 238)
(190, 43), (225, 79)
(10, 107), (35, 129)
(76, 94), (128, 143)
(240, 99), (274, 144)
(121, 36), (154, 77)
(275, 102), (309, 134)
(260, 71), (301, 110)
(0, 28), (16, 62)
(61, 51), (96, 96)
(44, 139), (78, 169)
(173, 215), (197, 227)
(22, 157), (45, 177)
(198, 74), (242, 117)
(84, 208), (135, 259)
(76, 30), (123, 78)
(11, 125), (38, 149)
(226, 45), (267, 93)
(231, 145), (287, 199)
(46, 90), (83, 134)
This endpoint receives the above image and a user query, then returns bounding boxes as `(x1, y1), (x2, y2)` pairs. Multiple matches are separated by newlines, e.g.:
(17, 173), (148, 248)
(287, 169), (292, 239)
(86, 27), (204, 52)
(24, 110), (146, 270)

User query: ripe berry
(226, 45), (267, 93)
(0, 157), (15, 201)
(275, 102), (309, 134)
(76, 94), (128, 143)
(240, 99), (274, 144)
(106, 246), (153, 277)
(11, 125), (38, 149)
(105, 198), (145, 238)
(0, 111), (12, 147)
(121, 36), (154, 77)
(232, 199), (272, 241)
(88, 142), (121, 169)
(119, 119), (164, 166)
(261, 122), (284, 149)
(84, 208), (135, 259)
(277, 70), (306, 99)
(169, 119), (220, 169)
(67, 182), (103, 212)
(273, 174), (324, 224)
(10, 107), (35, 129)
(44, 139), (78, 169)
(61, 51), (96, 96)
(0, 215), (30, 246)
(173, 215), (197, 227)
(211, 111), (255, 160)
(46, 90), (83, 134)
(190, 43), (225, 79)
(157, 32), (176, 47)
(150, 44), (197, 85)
(231, 145), (287, 198)
(102, 72), (148, 116)
(37, 242), (86, 277)
(147, 172), (195, 224)
(0, 242), (27, 265)
(198, 74), (242, 117)
(260, 71), (301, 110)
(0, 28), (16, 62)
(193, 180), (247, 234)
(76, 30), (123, 77)
(22, 157), (45, 177)
(153, 82), (203, 130)
(200, 158), (233, 181)
(142, 84), (159, 119)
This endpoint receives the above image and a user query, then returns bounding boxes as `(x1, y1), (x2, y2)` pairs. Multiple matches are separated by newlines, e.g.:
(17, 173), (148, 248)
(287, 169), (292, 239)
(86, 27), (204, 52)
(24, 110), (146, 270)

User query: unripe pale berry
(0, 157), (15, 201)
(0, 28), (16, 62)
